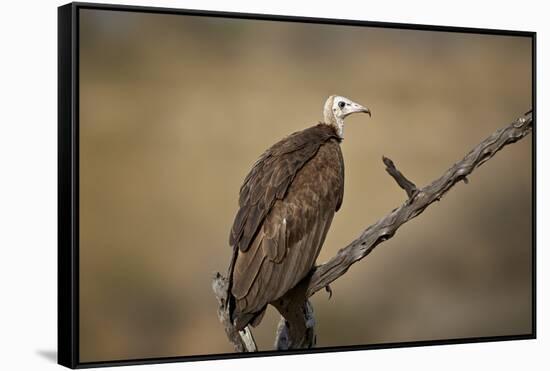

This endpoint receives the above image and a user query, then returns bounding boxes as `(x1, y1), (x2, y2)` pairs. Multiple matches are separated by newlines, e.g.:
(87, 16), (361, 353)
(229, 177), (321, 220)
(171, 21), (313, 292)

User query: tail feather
(233, 306), (267, 331)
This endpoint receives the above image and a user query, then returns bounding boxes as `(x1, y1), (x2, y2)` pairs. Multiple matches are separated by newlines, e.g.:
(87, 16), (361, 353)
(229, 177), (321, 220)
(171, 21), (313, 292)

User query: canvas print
(64, 3), (534, 366)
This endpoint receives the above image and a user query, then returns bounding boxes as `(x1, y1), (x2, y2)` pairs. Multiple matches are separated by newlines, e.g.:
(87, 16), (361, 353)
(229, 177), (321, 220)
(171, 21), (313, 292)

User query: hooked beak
(349, 102), (372, 117)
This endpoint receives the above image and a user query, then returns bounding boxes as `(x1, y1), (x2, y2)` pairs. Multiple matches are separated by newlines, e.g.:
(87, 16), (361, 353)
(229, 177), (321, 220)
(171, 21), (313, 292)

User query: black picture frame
(58, 2), (537, 369)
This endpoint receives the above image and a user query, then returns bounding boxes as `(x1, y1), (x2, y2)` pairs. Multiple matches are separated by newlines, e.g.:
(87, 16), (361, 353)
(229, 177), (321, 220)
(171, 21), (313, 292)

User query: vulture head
(323, 95), (371, 138)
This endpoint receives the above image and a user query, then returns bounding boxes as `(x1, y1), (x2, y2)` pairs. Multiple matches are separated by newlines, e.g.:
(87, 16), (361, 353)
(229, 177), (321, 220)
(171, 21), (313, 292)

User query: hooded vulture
(227, 95), (371, 330)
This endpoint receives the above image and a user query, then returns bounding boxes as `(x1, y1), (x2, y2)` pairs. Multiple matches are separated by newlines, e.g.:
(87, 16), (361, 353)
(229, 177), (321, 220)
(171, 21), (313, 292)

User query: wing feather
(231, 228), (265, 300)
(229, 125), (338, 252)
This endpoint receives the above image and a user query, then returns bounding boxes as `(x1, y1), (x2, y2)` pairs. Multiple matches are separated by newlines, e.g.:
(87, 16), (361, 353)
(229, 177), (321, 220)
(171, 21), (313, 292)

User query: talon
(325, 284), (333, 299)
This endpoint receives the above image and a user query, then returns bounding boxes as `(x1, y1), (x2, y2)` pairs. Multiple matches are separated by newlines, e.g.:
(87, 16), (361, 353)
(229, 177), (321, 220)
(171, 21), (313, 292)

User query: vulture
(227, 95), (371, 330)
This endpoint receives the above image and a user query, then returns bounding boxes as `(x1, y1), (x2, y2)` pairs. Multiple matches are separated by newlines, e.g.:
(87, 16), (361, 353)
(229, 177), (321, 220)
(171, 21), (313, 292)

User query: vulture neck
(323, 109), (344, 139)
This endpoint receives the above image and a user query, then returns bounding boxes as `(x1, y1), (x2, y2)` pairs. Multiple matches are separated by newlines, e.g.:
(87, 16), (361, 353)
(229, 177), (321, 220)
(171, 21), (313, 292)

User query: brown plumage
(227, 95), (370, 330)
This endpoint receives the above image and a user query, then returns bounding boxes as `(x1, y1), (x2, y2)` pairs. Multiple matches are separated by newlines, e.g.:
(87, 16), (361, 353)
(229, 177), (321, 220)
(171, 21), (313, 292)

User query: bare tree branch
(382, 156), (418, 198)
(213, 110), (533, 351)
(306, 111), (532, 297)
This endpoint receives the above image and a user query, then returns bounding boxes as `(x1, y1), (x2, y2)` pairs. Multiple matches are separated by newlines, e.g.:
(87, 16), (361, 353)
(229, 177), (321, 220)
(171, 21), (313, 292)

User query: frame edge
(58, 2), (78, 369)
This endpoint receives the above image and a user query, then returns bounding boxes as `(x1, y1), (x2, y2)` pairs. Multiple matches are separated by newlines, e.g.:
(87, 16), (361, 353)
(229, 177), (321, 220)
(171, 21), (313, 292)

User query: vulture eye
(338, 101), (346, 109)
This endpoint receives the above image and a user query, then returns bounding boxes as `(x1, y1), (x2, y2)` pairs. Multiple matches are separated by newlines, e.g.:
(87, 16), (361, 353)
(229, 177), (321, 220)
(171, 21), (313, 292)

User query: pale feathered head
(323, 95), (371, 138)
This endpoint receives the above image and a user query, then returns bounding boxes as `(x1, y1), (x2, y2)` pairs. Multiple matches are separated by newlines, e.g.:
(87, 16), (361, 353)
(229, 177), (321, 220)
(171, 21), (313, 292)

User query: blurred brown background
(78, 8), (532, 362)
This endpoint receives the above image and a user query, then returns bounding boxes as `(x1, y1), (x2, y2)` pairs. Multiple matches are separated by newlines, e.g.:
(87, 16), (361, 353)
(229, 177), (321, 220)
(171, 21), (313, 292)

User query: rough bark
(212, 272), (257, 352)
(213, 111), (533, 351)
